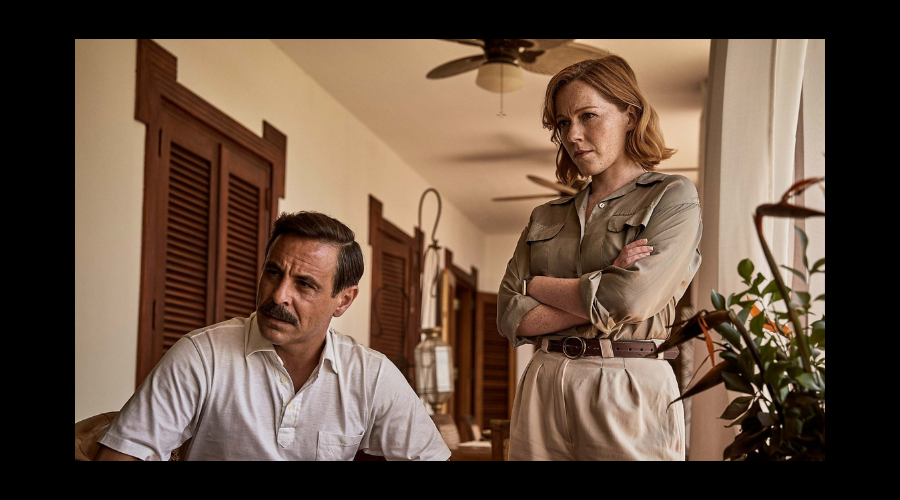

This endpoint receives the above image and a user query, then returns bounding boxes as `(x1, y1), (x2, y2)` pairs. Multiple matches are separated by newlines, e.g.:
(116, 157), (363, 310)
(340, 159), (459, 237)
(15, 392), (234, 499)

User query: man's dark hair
(264, 211), (364, 297)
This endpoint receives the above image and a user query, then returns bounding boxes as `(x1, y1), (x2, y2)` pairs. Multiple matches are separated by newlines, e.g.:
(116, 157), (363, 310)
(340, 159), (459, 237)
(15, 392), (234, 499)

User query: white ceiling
(272, 39), (711, 234)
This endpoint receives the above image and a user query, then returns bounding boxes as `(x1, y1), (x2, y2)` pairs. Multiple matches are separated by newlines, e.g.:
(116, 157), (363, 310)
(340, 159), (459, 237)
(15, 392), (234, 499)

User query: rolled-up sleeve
(497, 224), (542, 347)
(580, 195), (702, 336)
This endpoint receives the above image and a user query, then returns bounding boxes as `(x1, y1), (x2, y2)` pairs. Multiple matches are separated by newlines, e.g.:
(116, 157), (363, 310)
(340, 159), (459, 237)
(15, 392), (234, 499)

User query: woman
(497, 55), (702, 461)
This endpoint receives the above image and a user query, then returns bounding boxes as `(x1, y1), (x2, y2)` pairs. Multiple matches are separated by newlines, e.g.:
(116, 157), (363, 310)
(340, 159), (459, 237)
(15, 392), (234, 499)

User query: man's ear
(332, 285), (359, 318)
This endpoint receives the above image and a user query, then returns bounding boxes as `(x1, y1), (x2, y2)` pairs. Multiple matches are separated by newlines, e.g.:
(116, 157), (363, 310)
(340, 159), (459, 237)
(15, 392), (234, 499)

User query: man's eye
(582, 113), (595, 120)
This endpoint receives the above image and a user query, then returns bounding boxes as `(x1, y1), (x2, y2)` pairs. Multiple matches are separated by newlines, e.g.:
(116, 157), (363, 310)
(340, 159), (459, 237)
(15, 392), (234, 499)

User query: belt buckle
(562, 336), (587, 359)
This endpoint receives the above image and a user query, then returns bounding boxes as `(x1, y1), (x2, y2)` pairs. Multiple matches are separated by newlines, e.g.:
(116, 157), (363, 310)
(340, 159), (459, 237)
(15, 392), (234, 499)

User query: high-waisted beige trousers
(508, 343), (685, 461)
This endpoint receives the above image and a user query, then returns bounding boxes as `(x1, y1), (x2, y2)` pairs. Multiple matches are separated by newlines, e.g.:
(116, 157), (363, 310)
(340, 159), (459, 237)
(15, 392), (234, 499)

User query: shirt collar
(245, 312), (339, 375)
(246, 312), (274, 357)
(548, 183), (587, 205)
(548, 171), (667, 205)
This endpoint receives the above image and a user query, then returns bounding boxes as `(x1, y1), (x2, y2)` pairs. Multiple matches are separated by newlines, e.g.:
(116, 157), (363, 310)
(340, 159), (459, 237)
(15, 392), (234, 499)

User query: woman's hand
(614, 238), (652, 268)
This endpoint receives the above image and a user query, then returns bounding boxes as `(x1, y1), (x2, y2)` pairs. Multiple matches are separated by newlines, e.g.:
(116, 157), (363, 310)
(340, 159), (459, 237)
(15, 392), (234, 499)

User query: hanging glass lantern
(414, 188), (454, 408)
(414, 326), (453, 406)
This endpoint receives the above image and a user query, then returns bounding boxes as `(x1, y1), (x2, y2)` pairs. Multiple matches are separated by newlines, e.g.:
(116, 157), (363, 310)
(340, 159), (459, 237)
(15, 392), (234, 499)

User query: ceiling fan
(427, 39), (608, 93)
(492, 175), (590, 202)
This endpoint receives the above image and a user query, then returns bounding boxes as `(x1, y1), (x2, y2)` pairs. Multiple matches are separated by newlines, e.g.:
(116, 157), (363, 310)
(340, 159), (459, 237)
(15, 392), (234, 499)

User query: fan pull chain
(497, 63), (506, 118)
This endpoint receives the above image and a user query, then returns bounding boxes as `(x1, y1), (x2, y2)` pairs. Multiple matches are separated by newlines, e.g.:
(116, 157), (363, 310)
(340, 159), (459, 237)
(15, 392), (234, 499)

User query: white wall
(75, 39), (488, 422)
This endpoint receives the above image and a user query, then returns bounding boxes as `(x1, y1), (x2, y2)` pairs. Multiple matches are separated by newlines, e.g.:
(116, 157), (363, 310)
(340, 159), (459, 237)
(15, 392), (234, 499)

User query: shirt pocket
(315, 431), (363, 461)
(526, 222), (564, 277)
(602, 206), (653, 268)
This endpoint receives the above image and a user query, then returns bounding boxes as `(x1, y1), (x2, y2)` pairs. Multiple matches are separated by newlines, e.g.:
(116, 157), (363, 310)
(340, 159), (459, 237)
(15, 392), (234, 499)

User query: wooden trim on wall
(135, 39), (285, 217)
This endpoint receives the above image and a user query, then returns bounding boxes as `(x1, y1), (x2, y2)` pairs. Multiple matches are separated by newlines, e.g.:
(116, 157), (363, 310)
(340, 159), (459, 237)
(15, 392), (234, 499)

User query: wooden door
(440, 250), (478, 429)
(474, 292), (515, 429)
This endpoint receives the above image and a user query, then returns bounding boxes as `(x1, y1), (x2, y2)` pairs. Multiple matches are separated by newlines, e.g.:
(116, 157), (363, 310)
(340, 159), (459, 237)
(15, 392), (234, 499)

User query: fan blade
(427, 54), (487, 79)
(520, 42), (609, 75)
(492, 194), (560, 202)
(441, 39), (485, 47)
(529, 39), (574, 50)
(527, 175), (579, 196)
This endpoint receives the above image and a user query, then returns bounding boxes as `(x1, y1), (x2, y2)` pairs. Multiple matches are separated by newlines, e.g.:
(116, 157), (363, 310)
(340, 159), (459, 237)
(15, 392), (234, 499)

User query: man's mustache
(259, 302), (299, 326)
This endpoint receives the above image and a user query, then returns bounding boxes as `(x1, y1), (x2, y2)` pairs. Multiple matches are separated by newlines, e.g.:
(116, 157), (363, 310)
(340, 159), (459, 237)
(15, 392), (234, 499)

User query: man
(97, 211), (450, 461)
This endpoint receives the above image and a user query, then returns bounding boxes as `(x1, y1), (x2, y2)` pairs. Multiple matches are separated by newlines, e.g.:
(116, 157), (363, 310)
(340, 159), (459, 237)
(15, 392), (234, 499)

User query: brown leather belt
(546, 337), (679, 360)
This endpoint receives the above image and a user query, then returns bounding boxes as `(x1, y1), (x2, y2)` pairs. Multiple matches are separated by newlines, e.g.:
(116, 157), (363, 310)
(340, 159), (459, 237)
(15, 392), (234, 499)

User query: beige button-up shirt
(497, 172), (702, 347)
(100, 313), (450, 461)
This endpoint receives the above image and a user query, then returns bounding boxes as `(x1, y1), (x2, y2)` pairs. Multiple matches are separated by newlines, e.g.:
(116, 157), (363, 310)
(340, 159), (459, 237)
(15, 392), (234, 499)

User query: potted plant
(655, 176), (825, 461)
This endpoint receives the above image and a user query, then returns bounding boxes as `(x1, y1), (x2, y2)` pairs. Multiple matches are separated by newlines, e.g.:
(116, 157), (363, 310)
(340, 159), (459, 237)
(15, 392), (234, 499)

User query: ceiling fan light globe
(475, 62), (524, 93)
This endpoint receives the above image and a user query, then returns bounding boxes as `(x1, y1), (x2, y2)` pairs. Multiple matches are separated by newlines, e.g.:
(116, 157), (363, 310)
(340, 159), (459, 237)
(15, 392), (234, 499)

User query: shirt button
(281, 377), (287, 384)
(288, 404), (294, 410)
(598, 202), (606, 209)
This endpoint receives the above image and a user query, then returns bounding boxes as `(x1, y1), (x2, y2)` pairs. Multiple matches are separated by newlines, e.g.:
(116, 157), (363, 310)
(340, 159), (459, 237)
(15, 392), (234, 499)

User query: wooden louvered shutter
(155, 112), (220, 362)
(474, 292), (515, 429)
(368, 196), (422, 384)
(137, 109), (273, 386)
(215, 146), (269, 323)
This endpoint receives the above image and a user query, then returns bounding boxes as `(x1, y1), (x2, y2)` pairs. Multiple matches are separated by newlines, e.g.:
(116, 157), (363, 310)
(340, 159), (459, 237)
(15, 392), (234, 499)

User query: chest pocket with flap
(526, 222), (564, 277)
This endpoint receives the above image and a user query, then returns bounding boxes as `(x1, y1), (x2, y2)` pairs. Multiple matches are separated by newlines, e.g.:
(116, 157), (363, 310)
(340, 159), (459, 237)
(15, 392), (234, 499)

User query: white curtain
(690, 39), (825, 461)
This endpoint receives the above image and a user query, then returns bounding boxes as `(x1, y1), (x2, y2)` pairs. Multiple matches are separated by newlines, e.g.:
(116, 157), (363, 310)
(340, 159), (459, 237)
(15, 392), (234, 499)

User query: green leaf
(778, 384), (790, 403)
(780, 265), (807, 283)
(787, 365), (806, 380)
(719, 350), (738, 363)
(720, 396), (754, 420)
(811, 257), (825, 274)
(726, 293), (736, 309)
(752, 273), (766, 288)
(810, 320), (825, 349)
(748, 273), (766, 296)
(722, 371), (755, 394)
(759, 345), (777, 369)
(714, 322), (742, 349)
(814, 293), (825, 302)
(737, 305), (754, 326)
(764, 361), (790, 387)
(794, 225), (809, 270)
(738, 259), (754, 282)
(795, 291), (811, 308)
(796, 372), (824, 392)
(760, 280), (784, 301)
(749, 312), (767, 337)
(738, 348), (757, 379)
(711, 289), (726, 311)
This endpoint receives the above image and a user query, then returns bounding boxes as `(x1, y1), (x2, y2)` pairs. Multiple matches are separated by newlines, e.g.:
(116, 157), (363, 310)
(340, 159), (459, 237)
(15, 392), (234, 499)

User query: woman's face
(554, 80), (636, 178)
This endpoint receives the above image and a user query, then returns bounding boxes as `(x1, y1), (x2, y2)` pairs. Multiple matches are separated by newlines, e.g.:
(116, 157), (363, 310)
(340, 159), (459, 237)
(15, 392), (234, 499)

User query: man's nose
(272, 277), (292, 304)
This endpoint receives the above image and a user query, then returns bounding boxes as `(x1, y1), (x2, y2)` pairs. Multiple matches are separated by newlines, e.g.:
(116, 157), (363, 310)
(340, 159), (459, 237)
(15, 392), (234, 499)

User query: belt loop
(651, 339), (664, 359)
(598, 338), (614, 358)
(540, 338), (549, 353)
